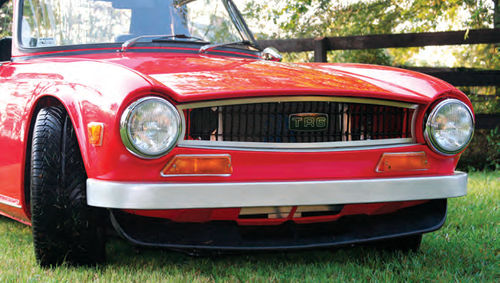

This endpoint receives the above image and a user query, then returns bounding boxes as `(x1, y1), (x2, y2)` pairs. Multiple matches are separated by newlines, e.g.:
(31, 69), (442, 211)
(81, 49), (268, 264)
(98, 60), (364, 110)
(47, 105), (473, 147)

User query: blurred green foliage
(243, 0), (497, 67)
(243, 0), (499, 107)
(0, 0), (12, 37)
(458, 128), (500, 171)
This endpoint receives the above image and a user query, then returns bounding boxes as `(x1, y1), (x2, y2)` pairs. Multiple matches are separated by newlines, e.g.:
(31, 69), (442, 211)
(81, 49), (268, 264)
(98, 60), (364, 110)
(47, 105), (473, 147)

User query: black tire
(373, 234), (422, 253)
(30, 106), (105, 267)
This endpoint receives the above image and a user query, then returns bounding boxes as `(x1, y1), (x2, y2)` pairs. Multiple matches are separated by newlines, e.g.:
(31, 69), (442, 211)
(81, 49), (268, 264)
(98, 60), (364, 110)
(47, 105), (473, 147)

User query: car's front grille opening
(238, 205), (344, 220)
(184, 101), (414, 143)
(238, 214), (268, 219)
(299, 210), (342, 217)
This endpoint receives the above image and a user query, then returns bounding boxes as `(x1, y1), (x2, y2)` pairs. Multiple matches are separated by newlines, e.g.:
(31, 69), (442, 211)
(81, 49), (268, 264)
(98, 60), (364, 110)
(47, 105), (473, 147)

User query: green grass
(0, 171), (498, 282)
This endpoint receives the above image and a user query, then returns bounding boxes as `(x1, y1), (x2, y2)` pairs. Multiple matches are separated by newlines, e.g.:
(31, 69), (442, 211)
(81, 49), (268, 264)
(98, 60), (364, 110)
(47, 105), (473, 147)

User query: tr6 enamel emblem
(289, 113), (328, 131)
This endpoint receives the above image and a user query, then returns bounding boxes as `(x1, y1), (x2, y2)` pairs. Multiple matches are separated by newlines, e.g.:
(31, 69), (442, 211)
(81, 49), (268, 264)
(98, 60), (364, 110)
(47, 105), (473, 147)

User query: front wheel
(30, 106), (105, 266)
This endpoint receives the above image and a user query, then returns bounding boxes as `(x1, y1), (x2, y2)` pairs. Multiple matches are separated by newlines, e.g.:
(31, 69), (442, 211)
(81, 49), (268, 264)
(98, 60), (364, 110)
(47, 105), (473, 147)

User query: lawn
(0, 171), (498, 282)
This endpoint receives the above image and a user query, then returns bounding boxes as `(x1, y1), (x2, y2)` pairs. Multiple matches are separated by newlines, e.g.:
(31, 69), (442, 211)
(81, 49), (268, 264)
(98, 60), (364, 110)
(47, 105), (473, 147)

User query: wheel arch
(22, 95), (89, 219)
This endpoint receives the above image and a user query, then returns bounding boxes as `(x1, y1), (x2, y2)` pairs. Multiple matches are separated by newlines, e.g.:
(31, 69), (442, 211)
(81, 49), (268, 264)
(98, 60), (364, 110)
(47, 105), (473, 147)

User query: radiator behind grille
(184, 101), (413, 143)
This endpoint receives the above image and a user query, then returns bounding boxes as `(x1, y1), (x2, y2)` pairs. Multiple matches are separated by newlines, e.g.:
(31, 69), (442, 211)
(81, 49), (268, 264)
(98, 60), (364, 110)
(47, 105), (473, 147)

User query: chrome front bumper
(87, 172), (467, 209)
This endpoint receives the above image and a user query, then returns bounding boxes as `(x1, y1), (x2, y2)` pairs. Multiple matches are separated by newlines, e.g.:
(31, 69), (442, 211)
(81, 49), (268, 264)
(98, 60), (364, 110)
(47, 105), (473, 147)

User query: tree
(0, 0), (12, 38)
(242, 0), (497, 68)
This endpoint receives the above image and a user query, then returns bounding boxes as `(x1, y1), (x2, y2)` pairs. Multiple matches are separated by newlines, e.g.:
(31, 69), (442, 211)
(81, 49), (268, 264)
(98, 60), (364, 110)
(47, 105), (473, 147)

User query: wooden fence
(257, 28), (500, 129)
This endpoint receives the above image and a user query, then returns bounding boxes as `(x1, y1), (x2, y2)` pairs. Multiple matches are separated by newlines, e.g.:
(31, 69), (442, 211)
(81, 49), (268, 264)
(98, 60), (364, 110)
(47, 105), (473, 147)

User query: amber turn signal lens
(162, 155), (233, 176)
(376, 152), (428, 172)
(88, 122), (104, 146)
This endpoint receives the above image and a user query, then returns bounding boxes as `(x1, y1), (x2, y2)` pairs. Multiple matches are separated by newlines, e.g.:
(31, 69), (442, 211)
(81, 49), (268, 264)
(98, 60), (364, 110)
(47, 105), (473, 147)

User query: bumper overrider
(87, 172), (467, 209)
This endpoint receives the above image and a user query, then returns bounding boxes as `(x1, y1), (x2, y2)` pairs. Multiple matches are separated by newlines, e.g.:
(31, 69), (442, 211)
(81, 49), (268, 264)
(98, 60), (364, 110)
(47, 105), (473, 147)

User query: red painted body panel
(0, 22), (471, 224)
(92, 145), (458, 182)
(11, 51), (459, 104)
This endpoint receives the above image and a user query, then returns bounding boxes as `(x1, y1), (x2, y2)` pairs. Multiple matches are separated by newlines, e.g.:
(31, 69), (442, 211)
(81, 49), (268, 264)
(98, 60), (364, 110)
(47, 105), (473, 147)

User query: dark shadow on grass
(101, 235), (419, 277)
(0, 214), (28, 227)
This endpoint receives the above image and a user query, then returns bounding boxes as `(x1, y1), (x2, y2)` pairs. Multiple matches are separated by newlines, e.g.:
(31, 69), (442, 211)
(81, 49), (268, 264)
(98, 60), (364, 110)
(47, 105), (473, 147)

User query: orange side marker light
(88, 122), (104, 146)
(376, 152), (429, 172)
(162, 154), (233, 176)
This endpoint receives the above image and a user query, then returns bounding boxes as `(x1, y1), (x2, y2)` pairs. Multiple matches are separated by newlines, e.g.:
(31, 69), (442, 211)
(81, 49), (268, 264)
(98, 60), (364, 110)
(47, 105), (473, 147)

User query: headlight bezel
(120, 96), (182, 159)
(424, 98), (474, 156)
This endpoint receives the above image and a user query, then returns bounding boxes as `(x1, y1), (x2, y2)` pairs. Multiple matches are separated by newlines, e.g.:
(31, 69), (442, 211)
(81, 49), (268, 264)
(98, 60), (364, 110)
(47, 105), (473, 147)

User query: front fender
(11, 59), (168, 218)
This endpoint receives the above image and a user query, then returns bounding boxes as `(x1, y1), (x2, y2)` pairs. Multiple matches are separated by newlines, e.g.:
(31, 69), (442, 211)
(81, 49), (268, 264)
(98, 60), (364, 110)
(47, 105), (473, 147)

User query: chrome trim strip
(178, 138), (414, 151)
(411, 105), (419, 142)
(0, 194), (22, 209)
(87, 172), (467, 209)
(177, 96), (419, 110)
(162, 174), (232, 177)
(178, 142), (420, 152)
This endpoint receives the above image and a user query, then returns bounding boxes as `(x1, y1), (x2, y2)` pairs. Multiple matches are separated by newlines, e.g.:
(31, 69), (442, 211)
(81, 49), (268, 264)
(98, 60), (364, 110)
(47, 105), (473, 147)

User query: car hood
(108, 53), (455, 104)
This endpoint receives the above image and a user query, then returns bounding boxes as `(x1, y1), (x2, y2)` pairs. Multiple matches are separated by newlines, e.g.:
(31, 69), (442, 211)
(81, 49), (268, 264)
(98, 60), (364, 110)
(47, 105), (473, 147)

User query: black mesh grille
(184, 101), (413, 143)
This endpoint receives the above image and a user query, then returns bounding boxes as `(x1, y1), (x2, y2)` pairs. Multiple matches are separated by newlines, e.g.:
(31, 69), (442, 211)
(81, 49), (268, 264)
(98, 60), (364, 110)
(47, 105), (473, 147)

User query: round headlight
(120, 97), (181, 158)
(425, 99), (474, 155)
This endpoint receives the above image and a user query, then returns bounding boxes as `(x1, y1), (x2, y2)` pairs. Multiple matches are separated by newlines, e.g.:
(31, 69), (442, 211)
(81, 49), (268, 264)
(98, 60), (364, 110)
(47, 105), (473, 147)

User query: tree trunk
(495, 0), (499, 28)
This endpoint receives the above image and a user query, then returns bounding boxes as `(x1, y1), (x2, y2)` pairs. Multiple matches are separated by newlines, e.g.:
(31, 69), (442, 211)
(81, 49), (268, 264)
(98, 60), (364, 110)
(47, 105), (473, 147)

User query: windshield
(20, 0), (253, 48)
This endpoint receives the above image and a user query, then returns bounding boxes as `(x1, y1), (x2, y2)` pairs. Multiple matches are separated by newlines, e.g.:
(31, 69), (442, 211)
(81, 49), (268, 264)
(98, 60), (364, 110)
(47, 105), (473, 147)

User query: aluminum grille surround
(179, 98), (416, 148)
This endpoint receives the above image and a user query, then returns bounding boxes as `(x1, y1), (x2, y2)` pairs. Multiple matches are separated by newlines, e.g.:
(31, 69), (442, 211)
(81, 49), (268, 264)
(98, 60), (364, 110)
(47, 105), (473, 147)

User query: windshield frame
(223, 0), (256, 45)
(15, 0), (258, 54)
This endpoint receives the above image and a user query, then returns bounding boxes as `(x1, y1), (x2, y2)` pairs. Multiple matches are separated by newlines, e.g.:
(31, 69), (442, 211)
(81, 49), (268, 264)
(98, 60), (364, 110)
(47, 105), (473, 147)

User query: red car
(0, 0), (474, 266)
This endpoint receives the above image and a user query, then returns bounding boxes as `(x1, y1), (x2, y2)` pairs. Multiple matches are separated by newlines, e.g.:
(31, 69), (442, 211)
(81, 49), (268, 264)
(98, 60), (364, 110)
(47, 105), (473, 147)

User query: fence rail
(476, 114), (500, 130)
(256, 28), (500, 129)
(402, 68), (500, 87)
(256, 29), (500, 54)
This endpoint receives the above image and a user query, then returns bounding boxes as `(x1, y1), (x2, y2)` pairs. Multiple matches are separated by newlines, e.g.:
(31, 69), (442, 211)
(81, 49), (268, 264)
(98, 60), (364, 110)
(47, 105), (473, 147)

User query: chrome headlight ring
(424, 99), (474, 156)
(120, 97), (182, 159)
